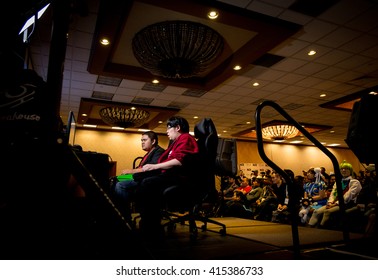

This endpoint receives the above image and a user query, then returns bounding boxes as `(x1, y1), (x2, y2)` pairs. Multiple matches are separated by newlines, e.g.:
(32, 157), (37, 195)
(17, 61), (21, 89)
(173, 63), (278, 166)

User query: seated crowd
(110, 115), (376, 240)
(219, 162), (377, 234)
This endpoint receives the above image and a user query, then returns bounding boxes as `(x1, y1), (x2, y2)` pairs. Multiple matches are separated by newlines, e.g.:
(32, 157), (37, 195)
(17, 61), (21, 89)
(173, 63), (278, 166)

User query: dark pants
(135, 173), (183, 235)
(113, 179), (139, 221)
(254, 198), (278, 221)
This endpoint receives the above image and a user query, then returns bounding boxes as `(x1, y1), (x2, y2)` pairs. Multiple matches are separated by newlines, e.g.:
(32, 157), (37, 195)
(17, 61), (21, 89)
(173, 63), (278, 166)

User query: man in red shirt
(135, 116), (199, 238)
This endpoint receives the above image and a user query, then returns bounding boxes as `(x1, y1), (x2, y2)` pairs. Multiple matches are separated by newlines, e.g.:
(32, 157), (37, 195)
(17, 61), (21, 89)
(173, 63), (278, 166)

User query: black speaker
(215, 138), (237, 176)
(345, 94), (378, 164)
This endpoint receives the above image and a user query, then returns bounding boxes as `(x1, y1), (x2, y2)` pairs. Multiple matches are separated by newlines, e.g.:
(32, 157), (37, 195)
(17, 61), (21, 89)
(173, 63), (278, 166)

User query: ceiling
(23, 0), (378, 148)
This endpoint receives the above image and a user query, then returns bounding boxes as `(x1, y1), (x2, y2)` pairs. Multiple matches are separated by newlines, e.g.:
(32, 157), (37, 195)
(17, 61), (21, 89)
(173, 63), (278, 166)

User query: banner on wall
(239, 162), (271, 177)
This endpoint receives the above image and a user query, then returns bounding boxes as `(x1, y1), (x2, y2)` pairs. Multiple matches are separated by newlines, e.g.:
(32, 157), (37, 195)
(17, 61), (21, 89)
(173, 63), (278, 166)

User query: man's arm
(142, 159), (182, 171)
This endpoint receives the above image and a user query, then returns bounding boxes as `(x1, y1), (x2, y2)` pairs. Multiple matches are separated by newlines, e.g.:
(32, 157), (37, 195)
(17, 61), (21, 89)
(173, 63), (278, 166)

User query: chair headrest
(194, 118), (217, 138)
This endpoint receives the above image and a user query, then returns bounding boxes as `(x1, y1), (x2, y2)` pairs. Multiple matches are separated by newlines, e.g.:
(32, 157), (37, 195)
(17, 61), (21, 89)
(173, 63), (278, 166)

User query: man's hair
(307, 168), (316, 175)
(142, 130), (159, 146)
(166, 116), (190, 133)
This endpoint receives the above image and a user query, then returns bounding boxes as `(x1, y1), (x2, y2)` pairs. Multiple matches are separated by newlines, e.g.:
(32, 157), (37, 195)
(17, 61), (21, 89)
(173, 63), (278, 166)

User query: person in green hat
(307, 160), (362, 228)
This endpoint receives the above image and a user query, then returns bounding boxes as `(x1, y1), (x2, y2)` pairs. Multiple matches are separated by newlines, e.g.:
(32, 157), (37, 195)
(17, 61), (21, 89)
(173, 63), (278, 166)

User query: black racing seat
(161, 118), (228, 240)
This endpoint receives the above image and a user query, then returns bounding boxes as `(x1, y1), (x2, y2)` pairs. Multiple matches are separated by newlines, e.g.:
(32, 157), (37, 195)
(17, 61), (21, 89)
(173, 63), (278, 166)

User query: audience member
(246, 176), (264, 208)
(254, 173), (279, 221)
(233, 177), (252, 196)
(271, 170), (294, 223)
(264, 169), (272, 178)
(326, 172), (336, 197)
(320, 166), (330, 185)
(236, 170), (245, 186)
(223, 181), (253, 219)
(298, 167), (327, 224)
(308, 161), (362, 228)
(250, 170), (259, 181)
(221, 176), (239, 200)
(216, 176), (239, 216)
(346, 164), (377, 233)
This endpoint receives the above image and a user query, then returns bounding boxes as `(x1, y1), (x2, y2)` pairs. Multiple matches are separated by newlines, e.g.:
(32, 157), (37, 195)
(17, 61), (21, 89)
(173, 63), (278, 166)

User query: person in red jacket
(135, 116), (199, 239)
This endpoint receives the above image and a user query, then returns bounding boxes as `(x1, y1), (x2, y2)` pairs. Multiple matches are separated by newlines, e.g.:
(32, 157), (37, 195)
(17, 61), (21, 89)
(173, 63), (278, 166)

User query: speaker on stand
(345, 93), (378, 238)
(345, 93), (378, 165)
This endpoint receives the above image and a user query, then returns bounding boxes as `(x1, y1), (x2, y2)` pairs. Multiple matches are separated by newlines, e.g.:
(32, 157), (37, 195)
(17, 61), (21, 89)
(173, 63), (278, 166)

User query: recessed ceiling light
(233, 65), (242, 70)
(152, 79), (159, 84)
(208, 11), (219, 19)
(308, 50), (316, 56)
(100, 38), (110, 45)
(320, 93), (326, 97)
(194, 116), (199, 119)
(252, 82), (259, 87)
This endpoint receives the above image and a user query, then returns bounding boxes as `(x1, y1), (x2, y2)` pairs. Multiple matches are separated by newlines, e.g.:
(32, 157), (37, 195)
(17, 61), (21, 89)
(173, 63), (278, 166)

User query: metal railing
(255, 100), (348, 258)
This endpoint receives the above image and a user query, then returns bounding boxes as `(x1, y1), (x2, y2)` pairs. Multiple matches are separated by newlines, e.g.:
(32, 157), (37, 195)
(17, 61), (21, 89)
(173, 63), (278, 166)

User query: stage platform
(134, 216), (378, 260)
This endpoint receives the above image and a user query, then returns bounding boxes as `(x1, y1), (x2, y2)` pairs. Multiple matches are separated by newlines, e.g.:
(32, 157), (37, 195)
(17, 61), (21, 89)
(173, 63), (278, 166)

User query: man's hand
(142, 164), (155, 171)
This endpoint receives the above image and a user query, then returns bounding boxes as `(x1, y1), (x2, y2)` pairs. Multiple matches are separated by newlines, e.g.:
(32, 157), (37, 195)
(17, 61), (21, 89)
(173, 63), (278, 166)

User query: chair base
(162, 210), (227, 240)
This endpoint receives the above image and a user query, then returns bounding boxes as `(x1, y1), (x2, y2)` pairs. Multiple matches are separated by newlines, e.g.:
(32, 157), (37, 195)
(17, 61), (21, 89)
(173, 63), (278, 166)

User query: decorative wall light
(99, 107), (150, 128)
(261, 124), (299, 140)
(132, 20), (224, 79)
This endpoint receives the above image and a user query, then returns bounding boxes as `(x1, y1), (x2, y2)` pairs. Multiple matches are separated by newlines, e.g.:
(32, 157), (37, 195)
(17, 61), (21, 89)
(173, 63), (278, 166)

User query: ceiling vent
(167, 101), (189, 109)
(97, 76), (122, 86)
(182, 89), (207, 97)
(131, 97), (154, 105)
(142, 82), (167, 92)
(283, 103), (304, 110)
(91, 91), (114, 100)
(252, 53), (285, 68)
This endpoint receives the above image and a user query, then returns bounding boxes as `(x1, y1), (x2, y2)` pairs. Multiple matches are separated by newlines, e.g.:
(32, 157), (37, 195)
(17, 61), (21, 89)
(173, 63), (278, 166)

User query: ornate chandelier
(261, 124), (299, 140)
(99, 107), (150, 128)
(132, 20), (224, 79)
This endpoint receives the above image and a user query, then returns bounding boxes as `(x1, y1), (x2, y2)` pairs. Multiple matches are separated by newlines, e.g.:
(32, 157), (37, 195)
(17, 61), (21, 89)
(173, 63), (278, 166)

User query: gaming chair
(162, 118), (227, 240)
